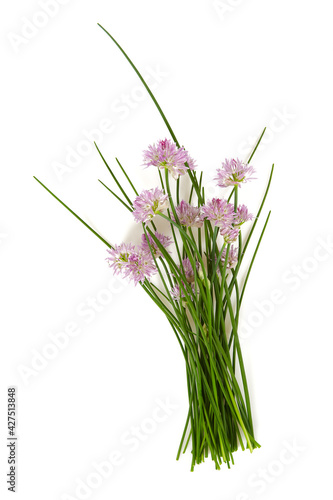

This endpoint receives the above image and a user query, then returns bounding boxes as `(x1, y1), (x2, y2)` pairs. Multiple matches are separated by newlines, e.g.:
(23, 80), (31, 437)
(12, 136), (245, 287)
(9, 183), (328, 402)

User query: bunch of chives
(34, 25), (273, 470)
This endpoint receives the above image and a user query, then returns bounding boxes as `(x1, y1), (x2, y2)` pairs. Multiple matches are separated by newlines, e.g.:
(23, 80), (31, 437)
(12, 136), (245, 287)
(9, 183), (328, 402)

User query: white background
(1, 0), (333, 498)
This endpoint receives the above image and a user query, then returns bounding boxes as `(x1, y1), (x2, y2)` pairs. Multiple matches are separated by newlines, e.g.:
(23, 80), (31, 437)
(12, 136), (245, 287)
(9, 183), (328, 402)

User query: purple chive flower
(200, 198), (235, 228)
(123, 251), (157, 286)
(143, 138), (196, 180)
(234, 204), (254, 226)
(220, 245), (238, 270)
(106, 243), (157, 286)
(170, 282), (196, 301)
(220, 226), (240, 244)
(172, 257), (200, 283)
(132, 187), (169, 223)
(215, 158), (256, 188)
(170, 257), (200, 300)
(140, 231), (173, 258)
(106, 243), (136, 275)
(182, 257), (198, 283)
(173, 200), (203, 228)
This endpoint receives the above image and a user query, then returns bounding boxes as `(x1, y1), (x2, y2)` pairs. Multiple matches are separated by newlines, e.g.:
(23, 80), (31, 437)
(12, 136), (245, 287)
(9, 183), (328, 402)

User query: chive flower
(140, 231), (173, 258)
(143, 138), (196, 179)
(234, 204), (254, 225)
(220, 226), (240, 244)
(170, 282), (196, 301)
(106, 243), (157, 285)
(220, 245), (238, 269)
(200, 198), (235, 228)
(132, 187), (169, 223)
(105, 243), (136, 275)
(215, 158), (256, 188)
(173, 200), (203, 228)
(124, 251), (157, 285)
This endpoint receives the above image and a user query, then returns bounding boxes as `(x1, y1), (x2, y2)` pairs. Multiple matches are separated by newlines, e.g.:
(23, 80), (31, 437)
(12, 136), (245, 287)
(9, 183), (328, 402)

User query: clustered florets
(143, 138), (196, 180)
(172, 200), (203, 228)
(215, 158), (256, 188)
(132, 187), (169, 223)
(106, 232), (172, 285)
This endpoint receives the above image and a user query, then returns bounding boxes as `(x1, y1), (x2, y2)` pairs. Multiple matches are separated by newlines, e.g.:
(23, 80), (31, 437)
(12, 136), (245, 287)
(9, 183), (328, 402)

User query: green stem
(33, 177), (111, 248)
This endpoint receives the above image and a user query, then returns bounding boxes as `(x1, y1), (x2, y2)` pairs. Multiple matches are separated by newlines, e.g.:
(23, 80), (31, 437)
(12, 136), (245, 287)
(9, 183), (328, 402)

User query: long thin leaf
(115, 157), (139, 196)
(98, 179), (132, 212)
(97, 24), (180, 147)
(94, 142), (133, 206)
(33, 177), (111, 248)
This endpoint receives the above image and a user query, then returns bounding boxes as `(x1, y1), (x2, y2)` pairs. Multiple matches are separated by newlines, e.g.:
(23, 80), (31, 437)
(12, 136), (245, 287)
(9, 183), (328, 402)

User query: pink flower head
(140, 231), (173, 258)
(182, 257), (198, 283)
(172, 200), (203, 228)
(143, 138), (196, 180)
(132, 187), (169, 223)
(170, 282), (196, 301)
(172, 257), (200, 284)
(220, 245), (238, 270)
(220, 226), (240, 244)
(200, 198), (235, 228)
(123, 251), (157, 286)
(106, 243), (136, 275)
(106, 243), (157, 286)
(215, 158), (256, 188)
(234, 204), (254, 226)
(170, 258), (202, 301)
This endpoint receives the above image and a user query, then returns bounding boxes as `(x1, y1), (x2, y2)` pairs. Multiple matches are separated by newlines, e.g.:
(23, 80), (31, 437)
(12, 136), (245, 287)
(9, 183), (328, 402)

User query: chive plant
(34, 25), (274, 470)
